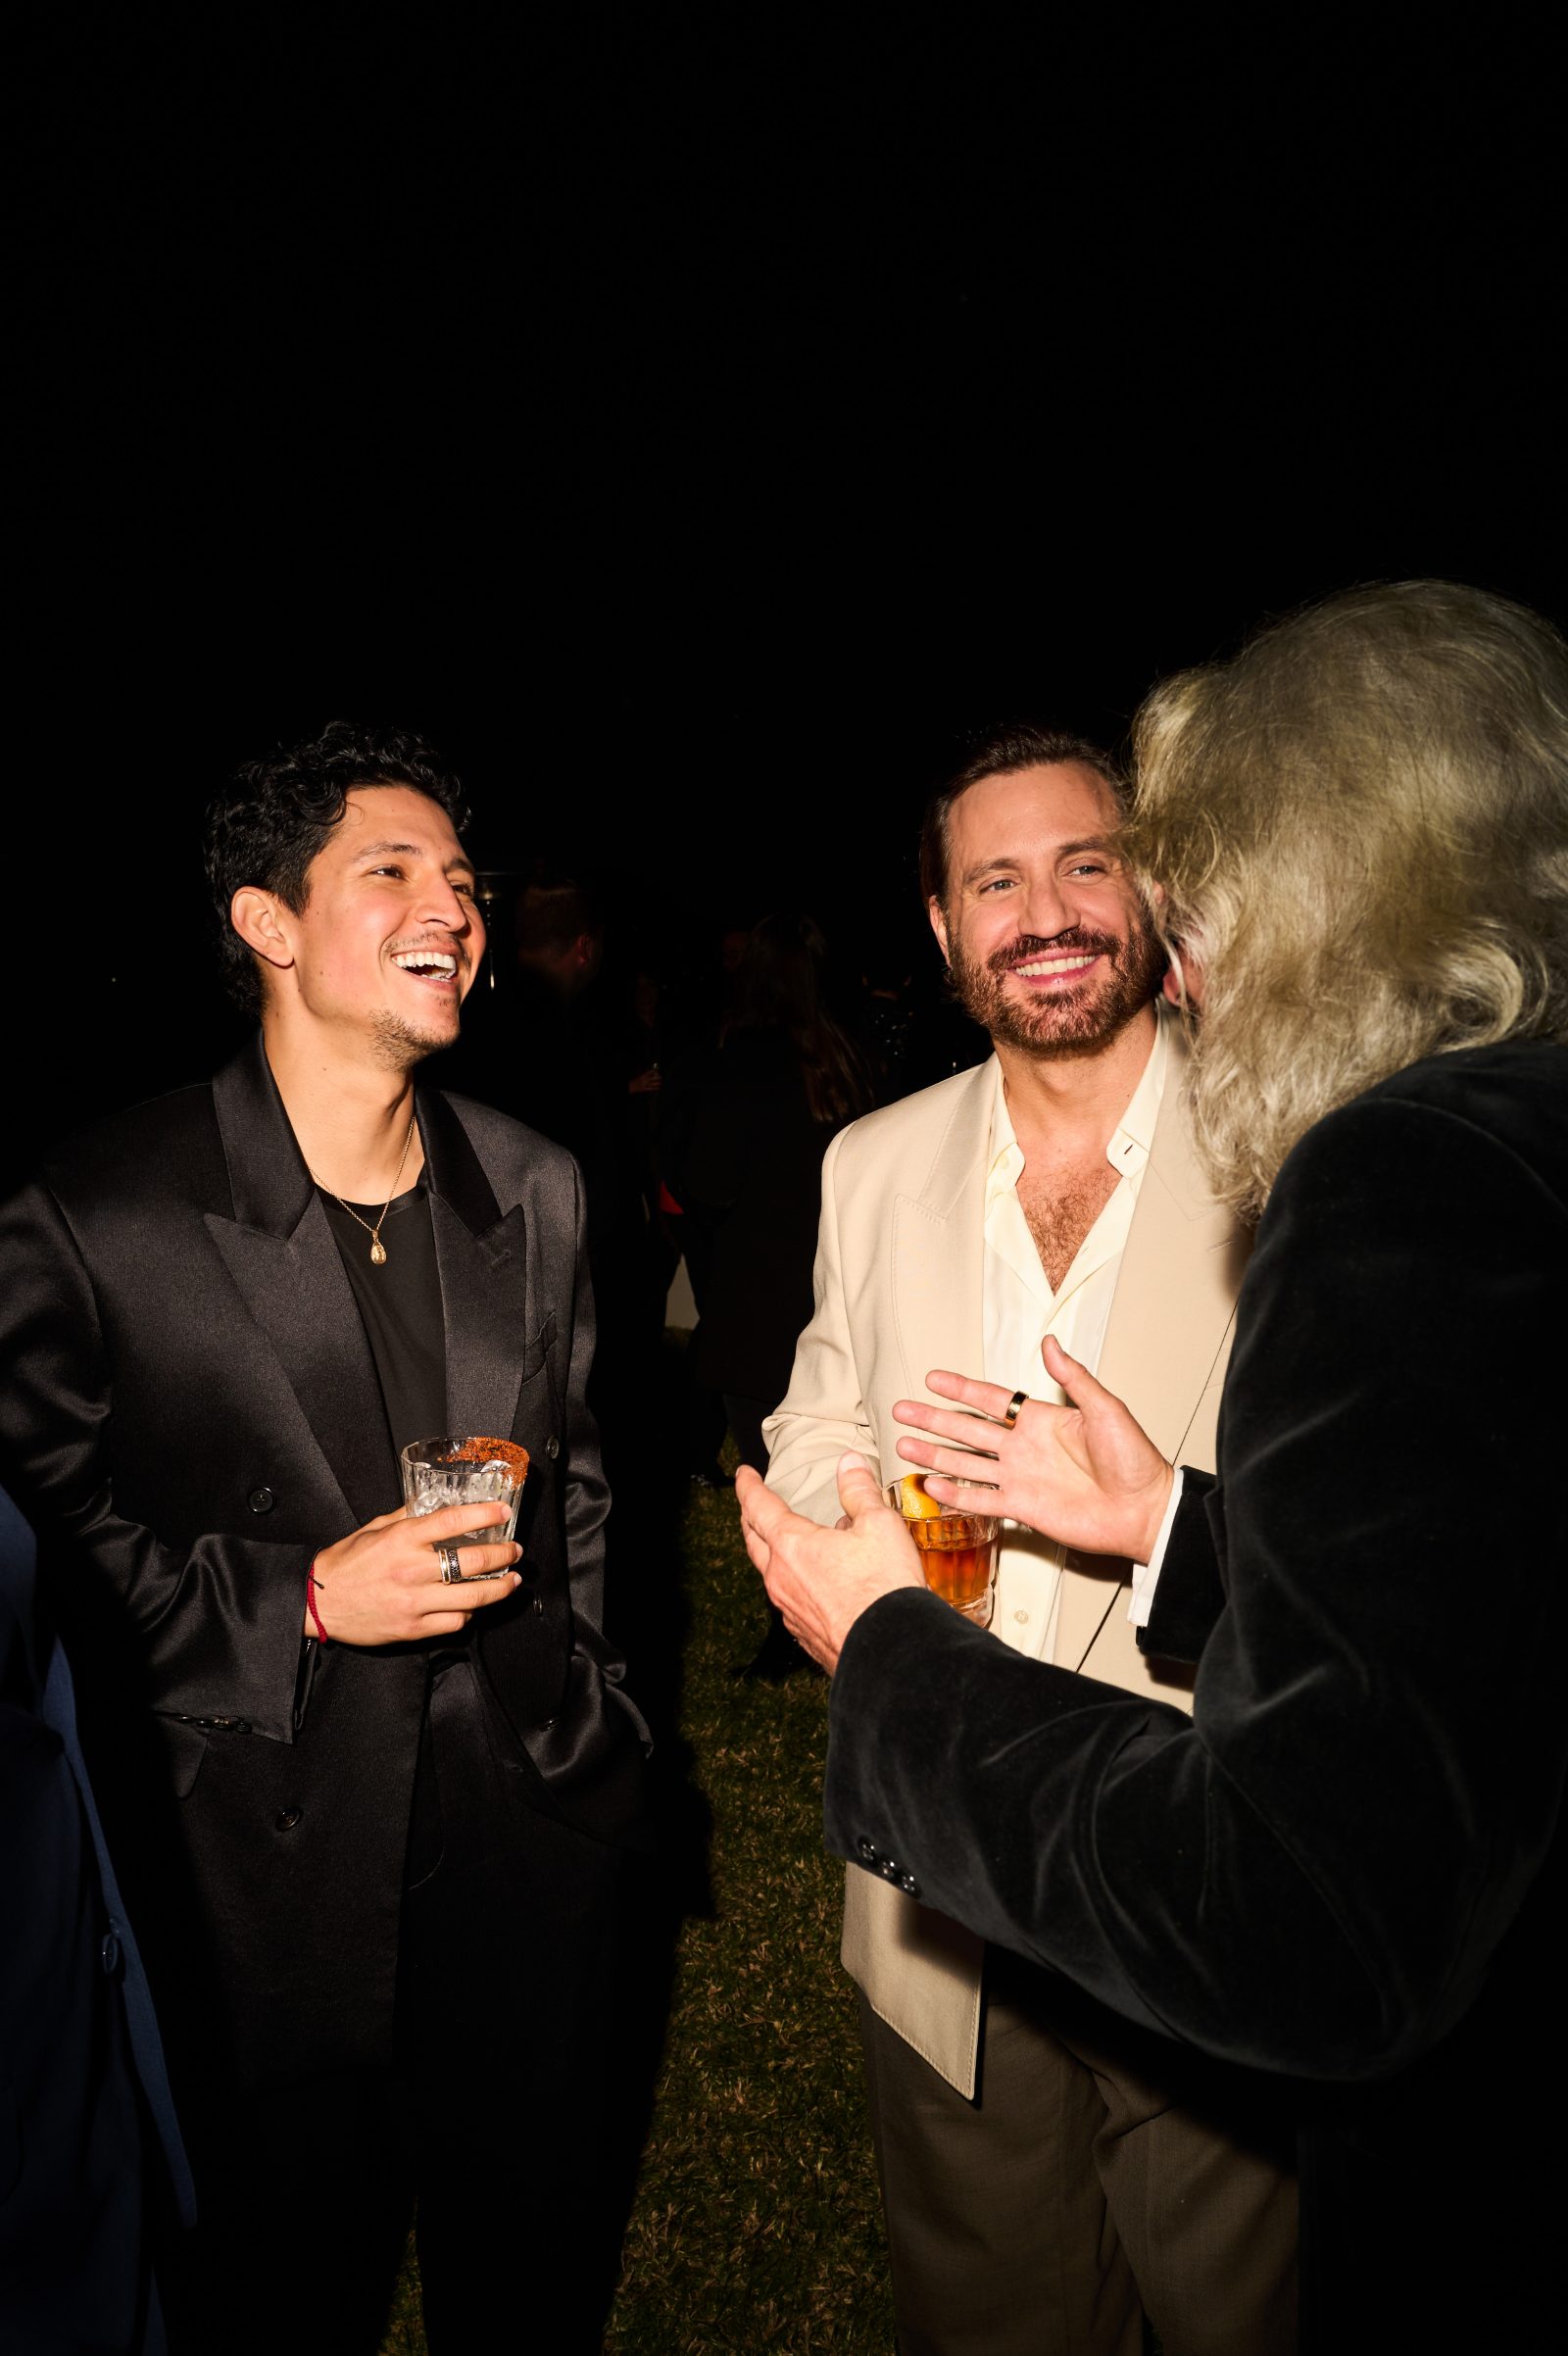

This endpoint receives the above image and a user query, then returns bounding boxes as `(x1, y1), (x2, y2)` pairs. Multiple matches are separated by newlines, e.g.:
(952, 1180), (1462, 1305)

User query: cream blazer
(763, 1024), (1250, 2094)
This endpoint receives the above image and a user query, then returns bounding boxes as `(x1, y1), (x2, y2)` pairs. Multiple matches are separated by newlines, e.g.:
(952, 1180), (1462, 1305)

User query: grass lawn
(380, 1455), (896, 2354)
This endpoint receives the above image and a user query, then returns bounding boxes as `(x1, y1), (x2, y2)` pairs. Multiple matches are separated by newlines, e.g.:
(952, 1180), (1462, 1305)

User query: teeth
(1013, 954), (1097, 977)
(393, 952), (458, 976)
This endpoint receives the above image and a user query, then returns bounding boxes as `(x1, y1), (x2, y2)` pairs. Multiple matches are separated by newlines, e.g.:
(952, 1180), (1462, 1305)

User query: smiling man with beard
(0, 725), (649, 2354)
(764, 727), (1297, 2356)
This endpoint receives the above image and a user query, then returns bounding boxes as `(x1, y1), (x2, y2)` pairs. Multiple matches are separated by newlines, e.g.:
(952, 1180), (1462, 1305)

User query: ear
(230, 887), (296, 976)
(927, 897), (951, 966)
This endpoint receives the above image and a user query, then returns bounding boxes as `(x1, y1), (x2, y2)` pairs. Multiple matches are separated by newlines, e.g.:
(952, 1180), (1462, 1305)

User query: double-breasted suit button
(545, 1435), (560, 1459)
(274, 1806), (304, 1832)
(532, 1595), (544, 1615)
(858, 1836), (879, 1863)
(100, 1927), (122, 1976)
(248, 1485), (276, 1513)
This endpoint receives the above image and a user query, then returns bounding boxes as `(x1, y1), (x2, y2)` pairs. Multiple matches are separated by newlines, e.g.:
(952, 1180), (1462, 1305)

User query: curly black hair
(204, 721), (470, 1012)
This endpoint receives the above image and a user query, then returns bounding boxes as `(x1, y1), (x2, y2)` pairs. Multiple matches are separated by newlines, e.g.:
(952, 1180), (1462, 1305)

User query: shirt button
(274, 1806), (304, 1832)
(545, 1435), (561, 1459)
(248, 1485), (276, 1514)
(1014, 1610), (1029, 1624)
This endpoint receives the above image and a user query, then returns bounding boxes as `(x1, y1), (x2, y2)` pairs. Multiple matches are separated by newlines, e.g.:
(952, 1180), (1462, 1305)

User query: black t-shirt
(320, 1178), (473, 1880)
(319, 1180), (447, 1498)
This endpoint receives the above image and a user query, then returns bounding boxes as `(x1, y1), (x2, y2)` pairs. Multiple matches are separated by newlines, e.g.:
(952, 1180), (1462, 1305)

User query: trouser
(162, 1657), (631, 2356)
(858, 1959), (1298, 2356)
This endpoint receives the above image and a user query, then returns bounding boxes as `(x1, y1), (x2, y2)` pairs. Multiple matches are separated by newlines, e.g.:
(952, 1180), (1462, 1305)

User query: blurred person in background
(680, 912), (873, 1678)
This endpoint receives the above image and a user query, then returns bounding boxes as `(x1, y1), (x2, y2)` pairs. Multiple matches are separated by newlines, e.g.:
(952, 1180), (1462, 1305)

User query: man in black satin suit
(0, 724), (649, 2354)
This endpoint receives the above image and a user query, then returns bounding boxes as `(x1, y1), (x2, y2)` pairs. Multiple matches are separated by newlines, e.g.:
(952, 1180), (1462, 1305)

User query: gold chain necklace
(315, 1116), (416, 1266)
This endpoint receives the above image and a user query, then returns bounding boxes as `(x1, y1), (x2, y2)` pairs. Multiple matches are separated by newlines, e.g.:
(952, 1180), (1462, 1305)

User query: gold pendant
(369, 1238), (387, 1265)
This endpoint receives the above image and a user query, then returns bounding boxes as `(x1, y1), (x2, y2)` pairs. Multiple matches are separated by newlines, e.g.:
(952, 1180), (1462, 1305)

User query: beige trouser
(858, 1964), (1298, 2356)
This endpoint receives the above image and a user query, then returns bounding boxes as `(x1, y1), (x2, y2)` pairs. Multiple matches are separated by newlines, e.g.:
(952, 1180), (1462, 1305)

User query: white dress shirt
(982, 1012), (1168, 1663)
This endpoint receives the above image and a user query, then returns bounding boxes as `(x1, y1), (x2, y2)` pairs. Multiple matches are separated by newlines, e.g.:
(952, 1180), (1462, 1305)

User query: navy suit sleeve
(1, 1491), (190, 2353)
(824, 1090), (1568, 2081)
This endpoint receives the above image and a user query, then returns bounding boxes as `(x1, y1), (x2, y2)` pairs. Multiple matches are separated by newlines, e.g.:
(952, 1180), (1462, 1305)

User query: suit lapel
(890, 1060), (993, 1406)
(418, 1090), (531, 1445)
(205, 1040), (394, 1527)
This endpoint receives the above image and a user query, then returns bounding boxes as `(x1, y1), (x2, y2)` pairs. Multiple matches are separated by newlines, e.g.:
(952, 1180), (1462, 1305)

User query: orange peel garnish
(898, 1473), (943, 1520)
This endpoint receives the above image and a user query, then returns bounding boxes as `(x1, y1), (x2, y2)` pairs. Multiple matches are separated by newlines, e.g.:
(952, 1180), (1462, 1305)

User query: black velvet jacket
(0, 1040), (649, 2087)
(825, 1042), (1568, 2340)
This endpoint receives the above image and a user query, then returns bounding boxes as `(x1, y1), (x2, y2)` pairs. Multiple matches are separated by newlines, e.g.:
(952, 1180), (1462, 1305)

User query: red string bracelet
(306, 1556), (330, 1645)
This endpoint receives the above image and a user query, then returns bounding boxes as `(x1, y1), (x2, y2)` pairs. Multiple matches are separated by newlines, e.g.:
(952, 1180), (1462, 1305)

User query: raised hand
(735, 1451), (923, 1675)
(893, 1334), (1175, 1566)
(307, 1500), (524, 1645)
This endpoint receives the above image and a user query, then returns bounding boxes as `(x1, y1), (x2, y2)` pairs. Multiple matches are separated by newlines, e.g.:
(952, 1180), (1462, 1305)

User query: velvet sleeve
(1138, 1470), (1224, 1662)
(824, 1088), (1568, 2080)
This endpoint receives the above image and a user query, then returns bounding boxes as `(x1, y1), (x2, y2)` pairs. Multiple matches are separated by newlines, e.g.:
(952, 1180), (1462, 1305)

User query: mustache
(390, 934), (470, 965)
(988, 929), (1121, 976)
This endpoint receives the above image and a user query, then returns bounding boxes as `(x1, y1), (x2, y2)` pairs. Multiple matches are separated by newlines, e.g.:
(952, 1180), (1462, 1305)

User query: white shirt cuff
(1127, 1467), (1185, 1629)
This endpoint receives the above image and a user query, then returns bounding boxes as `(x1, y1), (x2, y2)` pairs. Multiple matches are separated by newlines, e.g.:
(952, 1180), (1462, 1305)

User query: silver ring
(1001, 1390), (1029, 1431)
(435, 1542), (464, 1583)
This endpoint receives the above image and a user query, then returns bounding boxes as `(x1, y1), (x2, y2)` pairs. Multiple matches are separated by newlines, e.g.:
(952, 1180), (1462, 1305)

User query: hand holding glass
(402, 1436), (528, 1582)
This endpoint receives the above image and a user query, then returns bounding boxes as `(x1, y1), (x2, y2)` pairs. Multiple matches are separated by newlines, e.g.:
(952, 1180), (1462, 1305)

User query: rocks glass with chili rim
(401, 1436), (528, 1581)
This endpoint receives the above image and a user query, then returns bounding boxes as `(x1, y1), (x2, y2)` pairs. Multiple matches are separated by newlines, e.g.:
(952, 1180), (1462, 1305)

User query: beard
(369, 1006), (456, 1070)
(948, 916), (1165, 1059)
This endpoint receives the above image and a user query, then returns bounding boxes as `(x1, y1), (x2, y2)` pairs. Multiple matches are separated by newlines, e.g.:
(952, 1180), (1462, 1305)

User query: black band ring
(1002, 1390), (1029, 1431)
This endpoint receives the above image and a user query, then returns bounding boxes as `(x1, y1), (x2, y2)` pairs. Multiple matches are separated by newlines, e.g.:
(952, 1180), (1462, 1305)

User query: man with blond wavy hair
(742, 580), (1568, 2353)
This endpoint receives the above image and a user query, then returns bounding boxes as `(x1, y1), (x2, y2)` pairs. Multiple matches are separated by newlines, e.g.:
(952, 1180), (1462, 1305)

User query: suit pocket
(518, 1313), (558, 1386)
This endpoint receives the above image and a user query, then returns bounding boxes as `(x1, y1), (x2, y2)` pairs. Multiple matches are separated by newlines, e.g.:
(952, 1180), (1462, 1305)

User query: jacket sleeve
(556, 1159), (651, 1754)
(1137, 1470), (1225, 1663)
(761, 1126), (880, 1526)
(0, 1179), (312, 1742)
(823, 1091), (1568, 2082)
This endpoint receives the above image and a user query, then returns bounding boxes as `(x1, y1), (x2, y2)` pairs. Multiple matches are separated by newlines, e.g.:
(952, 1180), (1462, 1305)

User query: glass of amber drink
(888, 1474), (1000, 1628)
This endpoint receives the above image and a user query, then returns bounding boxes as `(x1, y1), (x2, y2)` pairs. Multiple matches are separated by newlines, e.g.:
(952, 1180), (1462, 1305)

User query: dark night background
(14, 8), (1563, 1182)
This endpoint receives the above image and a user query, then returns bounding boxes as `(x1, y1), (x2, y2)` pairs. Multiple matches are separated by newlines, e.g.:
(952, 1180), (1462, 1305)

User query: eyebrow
(958, 836), (1114, 883)
(357, 839), (476, 879)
